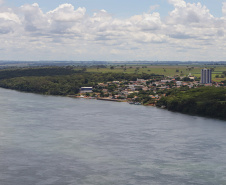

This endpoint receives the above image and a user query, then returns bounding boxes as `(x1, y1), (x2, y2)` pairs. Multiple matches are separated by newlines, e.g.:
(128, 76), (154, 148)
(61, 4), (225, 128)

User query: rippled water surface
(0, 88), (226, 185)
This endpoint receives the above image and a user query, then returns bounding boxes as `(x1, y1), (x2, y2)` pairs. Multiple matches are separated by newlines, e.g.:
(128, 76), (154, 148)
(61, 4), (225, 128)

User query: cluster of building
(78, 68), (222, 104)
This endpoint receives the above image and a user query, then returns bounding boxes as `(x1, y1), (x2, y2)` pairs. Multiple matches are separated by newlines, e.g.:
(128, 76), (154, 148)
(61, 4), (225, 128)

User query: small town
(78, 68), (225, 105)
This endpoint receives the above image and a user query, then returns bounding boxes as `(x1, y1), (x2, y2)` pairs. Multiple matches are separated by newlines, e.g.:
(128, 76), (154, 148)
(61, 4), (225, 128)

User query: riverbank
(1, 86), (225, 120)
(0, 67), (225, 120)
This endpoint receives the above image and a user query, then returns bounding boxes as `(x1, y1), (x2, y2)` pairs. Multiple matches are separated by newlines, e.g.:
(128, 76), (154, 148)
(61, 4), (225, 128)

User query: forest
(156, 87), (226, 119)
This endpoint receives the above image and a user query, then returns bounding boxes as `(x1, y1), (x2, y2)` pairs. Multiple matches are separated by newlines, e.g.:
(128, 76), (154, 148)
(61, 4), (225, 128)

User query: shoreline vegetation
(0, 66), (226, 120)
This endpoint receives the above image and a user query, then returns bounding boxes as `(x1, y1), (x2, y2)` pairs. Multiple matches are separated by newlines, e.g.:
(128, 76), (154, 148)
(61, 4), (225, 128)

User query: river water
(0, 88), (226, 185)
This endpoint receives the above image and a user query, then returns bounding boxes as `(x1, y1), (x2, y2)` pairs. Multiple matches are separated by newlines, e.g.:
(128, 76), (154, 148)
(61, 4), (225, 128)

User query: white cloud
(168, 0), (186, 8)
(130, 12), (162, 31)
(164, 0), (223, 49)
(0, 12), (20, 23)
(0, 7), (21, 35)
(223, 2), (226, 17)
(0, 2), (226, 61)
(166, 2), (214, 25)
(46, 5), (86, 35)
(19, 3), (48, 32)
(47, 4), (86, 22)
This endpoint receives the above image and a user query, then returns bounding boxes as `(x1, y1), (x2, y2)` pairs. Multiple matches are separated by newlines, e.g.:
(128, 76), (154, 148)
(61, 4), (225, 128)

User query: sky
(0, 0), (226, 61)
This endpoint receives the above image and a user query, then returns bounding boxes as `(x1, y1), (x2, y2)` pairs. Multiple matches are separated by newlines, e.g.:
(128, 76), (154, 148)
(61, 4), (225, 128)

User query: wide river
(0, 88), (226, 185)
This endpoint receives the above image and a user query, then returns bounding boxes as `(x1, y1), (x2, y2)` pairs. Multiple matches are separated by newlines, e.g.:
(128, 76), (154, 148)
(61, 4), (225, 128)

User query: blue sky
(1, 0), (226, 61)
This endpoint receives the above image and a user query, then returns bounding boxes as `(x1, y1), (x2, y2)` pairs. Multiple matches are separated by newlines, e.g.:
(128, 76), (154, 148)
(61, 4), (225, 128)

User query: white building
(201, 69), (212, 84)
(80, 87), (93, 93)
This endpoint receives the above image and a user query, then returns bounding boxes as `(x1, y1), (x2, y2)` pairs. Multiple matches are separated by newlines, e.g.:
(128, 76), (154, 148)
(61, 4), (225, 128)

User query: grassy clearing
(86, 65), (226, 82)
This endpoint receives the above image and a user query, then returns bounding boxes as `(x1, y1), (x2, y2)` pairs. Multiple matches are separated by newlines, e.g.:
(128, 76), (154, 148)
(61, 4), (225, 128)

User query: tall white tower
(201, 68), (212, 84)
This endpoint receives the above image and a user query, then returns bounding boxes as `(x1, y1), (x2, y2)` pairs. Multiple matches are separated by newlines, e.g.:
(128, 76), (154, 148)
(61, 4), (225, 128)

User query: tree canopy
(156, 87), (226, 120)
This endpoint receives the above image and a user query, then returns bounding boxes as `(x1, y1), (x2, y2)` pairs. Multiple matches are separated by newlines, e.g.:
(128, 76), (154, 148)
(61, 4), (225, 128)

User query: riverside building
(201, 68), (212, 84)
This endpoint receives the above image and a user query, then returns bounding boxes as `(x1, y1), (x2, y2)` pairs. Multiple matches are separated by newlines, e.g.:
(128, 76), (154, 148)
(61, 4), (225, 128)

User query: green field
(86, 65), (226, 82)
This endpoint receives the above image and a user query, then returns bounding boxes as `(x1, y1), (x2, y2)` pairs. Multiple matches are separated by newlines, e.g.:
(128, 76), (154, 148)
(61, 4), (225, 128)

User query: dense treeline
(0, 67), (84, 80)
(156, 87), (226, 120)
(0, 67), (163, 95)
